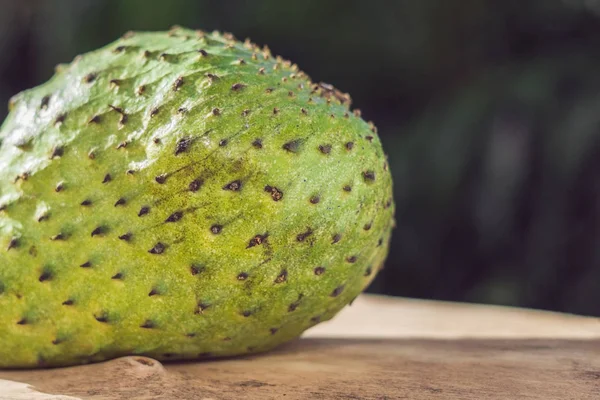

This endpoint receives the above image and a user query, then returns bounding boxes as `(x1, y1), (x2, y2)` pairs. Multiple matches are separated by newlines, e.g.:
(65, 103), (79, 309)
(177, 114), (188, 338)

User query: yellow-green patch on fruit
(0, 27), (394, 368)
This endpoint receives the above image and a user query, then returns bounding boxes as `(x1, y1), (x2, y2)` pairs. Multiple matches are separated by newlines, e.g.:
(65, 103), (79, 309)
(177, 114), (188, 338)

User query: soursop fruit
(0, 27), (394, 368)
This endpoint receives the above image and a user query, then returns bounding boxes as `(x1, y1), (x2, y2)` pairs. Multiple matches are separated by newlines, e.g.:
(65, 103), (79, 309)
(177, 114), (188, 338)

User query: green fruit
(0, 27), (394, 368)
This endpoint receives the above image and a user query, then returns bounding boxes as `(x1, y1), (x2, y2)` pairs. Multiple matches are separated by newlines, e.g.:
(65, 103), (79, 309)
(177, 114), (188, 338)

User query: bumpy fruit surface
(0, 27), (394, 368)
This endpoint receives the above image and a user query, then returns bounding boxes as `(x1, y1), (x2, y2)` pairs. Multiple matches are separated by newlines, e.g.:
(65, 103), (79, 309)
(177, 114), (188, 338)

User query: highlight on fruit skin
(0, 26), (395, 368)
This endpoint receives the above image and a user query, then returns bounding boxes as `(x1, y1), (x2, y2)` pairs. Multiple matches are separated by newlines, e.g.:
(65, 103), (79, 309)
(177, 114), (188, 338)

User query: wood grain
(1, 295), (599, 399)
(2, 338), (599, 399)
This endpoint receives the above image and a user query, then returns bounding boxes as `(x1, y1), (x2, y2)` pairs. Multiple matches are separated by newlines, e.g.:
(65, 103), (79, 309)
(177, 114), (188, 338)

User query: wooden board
(2, 295), (599, 400)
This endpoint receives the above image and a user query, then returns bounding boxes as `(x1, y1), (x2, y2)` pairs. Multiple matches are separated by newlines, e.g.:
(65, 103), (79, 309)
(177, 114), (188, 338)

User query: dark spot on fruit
(50, 233), (65, 241)
(17, 318), (28, 325)
(288, 91), (294, 97)
(80, 261), (92, 268)
(364, 222), (372, 231)
(173, 76), (184, 91)
(282, 139), (301, 153)
(310, 316), (321, 324)
(223, 180), (242, 191)
(40, 95), (50, 110)
(112, 273), (123, 280)
(50, 146), (64, 159)
(252, 139), (263, 149)
(119, 233), (132, 241)
(103, 174), (112, 183)
(141, 320), (155, 329)
(83, 73), (97, 83)
(137, 85), (146, 96)
(39, 269), (53, 282)
(345, 142), (354, 150)
(91, 226), (105, 237)
(52, 338), (64, 345)
(150, 107), (160, 117)
(186, 333), (196, 338)
(219, 139), (228, 147)
(242, 109), (251, 116)
(332, 233), (341, 244)
(366, 135), (374, 142)
(242, 310), (252, 317)
(264, 185), (283, 201)
(189, 179), (203, 192)
(237, 272), (249, 281)
(265, 88), (274, 94)
(110, 79), (122, 88)
(273, 107), (279, 115)
(88, 115), (101, 124)
(62, 299), (74, 306)
(190, 264), (205, 275)
(231, 83), (246, 91)
(346, 256), (357, 263)
(198, 49), (208, 56)
(210, 225), (223, 234)
(114, 198), (126, 207)
(378, 238), (383, 247)
(364, 266), (373, 276)
(88, 150), (96, 159)
(165, 211), (183, 223)
(149, 242), (166, 254)
(212, 108), (221, 116)
(363, 171), (376, 182)
(138, 206), (150, 217)
(301, 108), (308, 115)
(274, 270), (287, 284)
(55, 182), (64, 192)
(160, 53), (170, 61)
(343, 185), (352, 192)
(196, 302), (210, 314)
(127, 170), (135, 175)
(314, 266), (325, 275)
(270, 328), (278, 335)
(80, 199), (92, 206)
(385, 199), (392, 209)
(113, 45), (126, 53)
(116, 141), (128, 149)
(175, 137), (191, 155)
(149, 288), (160, 296)
(310, 196), (320, 204)
(331, 285), (345, 297)
(247, 233), (268, 248)
(7, 237), (18, 251)
(319, 144), (332, 154)
(206, 73), (219, 81)
(288, 302), (300, 312)
(296, 228), (313, 242)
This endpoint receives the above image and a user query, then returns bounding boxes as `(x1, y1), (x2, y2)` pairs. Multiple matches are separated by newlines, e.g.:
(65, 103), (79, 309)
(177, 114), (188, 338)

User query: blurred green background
(1, 0), (600, 316)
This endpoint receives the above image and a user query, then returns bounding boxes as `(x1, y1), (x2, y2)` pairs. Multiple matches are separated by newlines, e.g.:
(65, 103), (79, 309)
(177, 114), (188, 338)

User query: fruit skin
(0, 27), (394, 368)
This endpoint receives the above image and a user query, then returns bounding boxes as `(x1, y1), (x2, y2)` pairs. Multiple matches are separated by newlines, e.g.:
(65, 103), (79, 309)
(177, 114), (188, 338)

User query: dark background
(1, 0), (599, 316)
